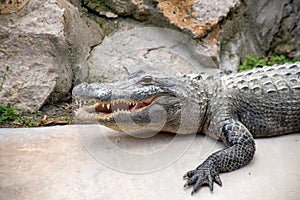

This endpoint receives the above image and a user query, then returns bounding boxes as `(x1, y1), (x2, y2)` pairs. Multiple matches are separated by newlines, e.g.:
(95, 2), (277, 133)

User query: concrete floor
(0, 125), (299, 200)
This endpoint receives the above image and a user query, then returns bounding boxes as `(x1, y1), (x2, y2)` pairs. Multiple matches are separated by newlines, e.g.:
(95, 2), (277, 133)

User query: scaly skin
(72, 62), (300, 195)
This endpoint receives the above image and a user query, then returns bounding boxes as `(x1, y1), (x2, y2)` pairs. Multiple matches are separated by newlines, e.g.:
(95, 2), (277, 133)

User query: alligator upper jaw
(74, 95), (169, 120)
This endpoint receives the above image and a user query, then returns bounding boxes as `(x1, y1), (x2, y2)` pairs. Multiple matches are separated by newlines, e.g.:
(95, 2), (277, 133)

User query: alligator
(72, 62), (300, 195)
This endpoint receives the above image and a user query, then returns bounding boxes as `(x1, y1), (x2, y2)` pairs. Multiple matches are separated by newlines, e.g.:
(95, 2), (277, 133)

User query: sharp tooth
(106, 104), (110, 110)
(117, 108), (120, 112)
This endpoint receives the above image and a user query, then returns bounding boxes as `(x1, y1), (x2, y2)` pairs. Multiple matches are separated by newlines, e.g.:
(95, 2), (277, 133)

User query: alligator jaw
(74, 94), (169, 120)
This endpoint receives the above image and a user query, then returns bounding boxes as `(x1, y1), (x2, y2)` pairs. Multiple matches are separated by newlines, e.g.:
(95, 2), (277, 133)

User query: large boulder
(83, 0), (299, 73)
(87, 24), (219, 83)
(0, 0), (102, 111)
(82, 0), (241, 74)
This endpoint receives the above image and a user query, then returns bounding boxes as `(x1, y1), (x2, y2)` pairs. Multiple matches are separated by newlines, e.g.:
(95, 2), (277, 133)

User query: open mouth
(74, 95), (166, 119)
(94, 97), (154, 114)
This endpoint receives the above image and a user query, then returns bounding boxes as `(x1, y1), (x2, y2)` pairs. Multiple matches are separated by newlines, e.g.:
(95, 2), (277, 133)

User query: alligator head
(72, 70), (208, 135)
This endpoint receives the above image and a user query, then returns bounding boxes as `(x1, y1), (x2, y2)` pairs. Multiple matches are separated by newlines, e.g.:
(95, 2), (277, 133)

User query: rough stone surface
(220, 0), (300, 69)
(82, 0), (239, 38)
(82, 0), (174, 27)
(67, 0), (82, 9)
(83, 0), (299, 73)
(0, 0), (102, 111)
(157, 0), (240, 38)
(0, 125), (299, 199)
(264, 0), (299, 57)
(0, 0), (30, 14)
(0, 0), (66, 111)
(82, 0), (239, 74)
(87, 26), (219, 83)
(62, 0), (103, 85)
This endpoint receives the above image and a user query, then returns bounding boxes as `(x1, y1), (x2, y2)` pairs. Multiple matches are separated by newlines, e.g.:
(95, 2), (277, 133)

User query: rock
(157, 0), (240, 38)
(66, 0), (82, 9)
(87, 25), (219, 83)
(61, 0), (103, 85)
(219, 0), (300, 69)
(84, 0), (239, 36)
(82, 0), (174, 27)
(83, 0), (299, 73)
(0, 0), (30, 14)
(271, 1), (300, 57)
(0, 0), (65, 112)
(81, 0), (242, 75)
(0, 0), (103, 111)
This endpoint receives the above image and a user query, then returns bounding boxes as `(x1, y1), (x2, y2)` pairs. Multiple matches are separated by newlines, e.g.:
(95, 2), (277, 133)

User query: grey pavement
(0, 125), (299, 200)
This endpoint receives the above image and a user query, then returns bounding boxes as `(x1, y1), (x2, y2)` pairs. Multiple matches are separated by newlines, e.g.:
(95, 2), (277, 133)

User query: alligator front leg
(183, 120), (256, 195)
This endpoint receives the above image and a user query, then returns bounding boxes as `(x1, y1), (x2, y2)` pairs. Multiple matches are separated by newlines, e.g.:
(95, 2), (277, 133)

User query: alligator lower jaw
(74, 95), (166, 120)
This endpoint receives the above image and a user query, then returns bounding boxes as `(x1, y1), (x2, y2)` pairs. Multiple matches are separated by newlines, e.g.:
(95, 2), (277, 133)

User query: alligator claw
(183, 170), (196, 179)
(183, 166), (222, 195)
(214, 174), (222, 186)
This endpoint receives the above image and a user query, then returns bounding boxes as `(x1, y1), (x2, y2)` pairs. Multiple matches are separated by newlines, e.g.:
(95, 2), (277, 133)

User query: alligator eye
(139, 76), (153, 85)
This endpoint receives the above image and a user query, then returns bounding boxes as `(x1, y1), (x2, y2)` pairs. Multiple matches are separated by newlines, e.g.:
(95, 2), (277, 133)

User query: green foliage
(49, 114), (73, 124)
(95, 17), (112, 36)
(22, 119), (39, 127)
(238, 55), (300, 72)
(0, 103), (22, 122)
(34, 110), (42, 116)
(0, 103), (40, 127)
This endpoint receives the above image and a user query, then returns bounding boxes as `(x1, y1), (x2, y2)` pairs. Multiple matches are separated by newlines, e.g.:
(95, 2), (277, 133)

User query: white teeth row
(98, 100), (137, 109)
(98, 104), (132, 112)
(113, 108), (130, 112)
(99, 103), (111, 109)
(111, 100), (136, 106)
(75, 99), (137, 110)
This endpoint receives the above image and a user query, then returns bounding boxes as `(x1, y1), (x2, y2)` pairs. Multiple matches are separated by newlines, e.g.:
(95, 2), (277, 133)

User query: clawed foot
(183, 165), (222, 195)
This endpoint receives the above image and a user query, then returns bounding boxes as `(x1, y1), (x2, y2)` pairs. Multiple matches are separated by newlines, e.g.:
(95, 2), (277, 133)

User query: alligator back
(222, 62), (300, 137)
